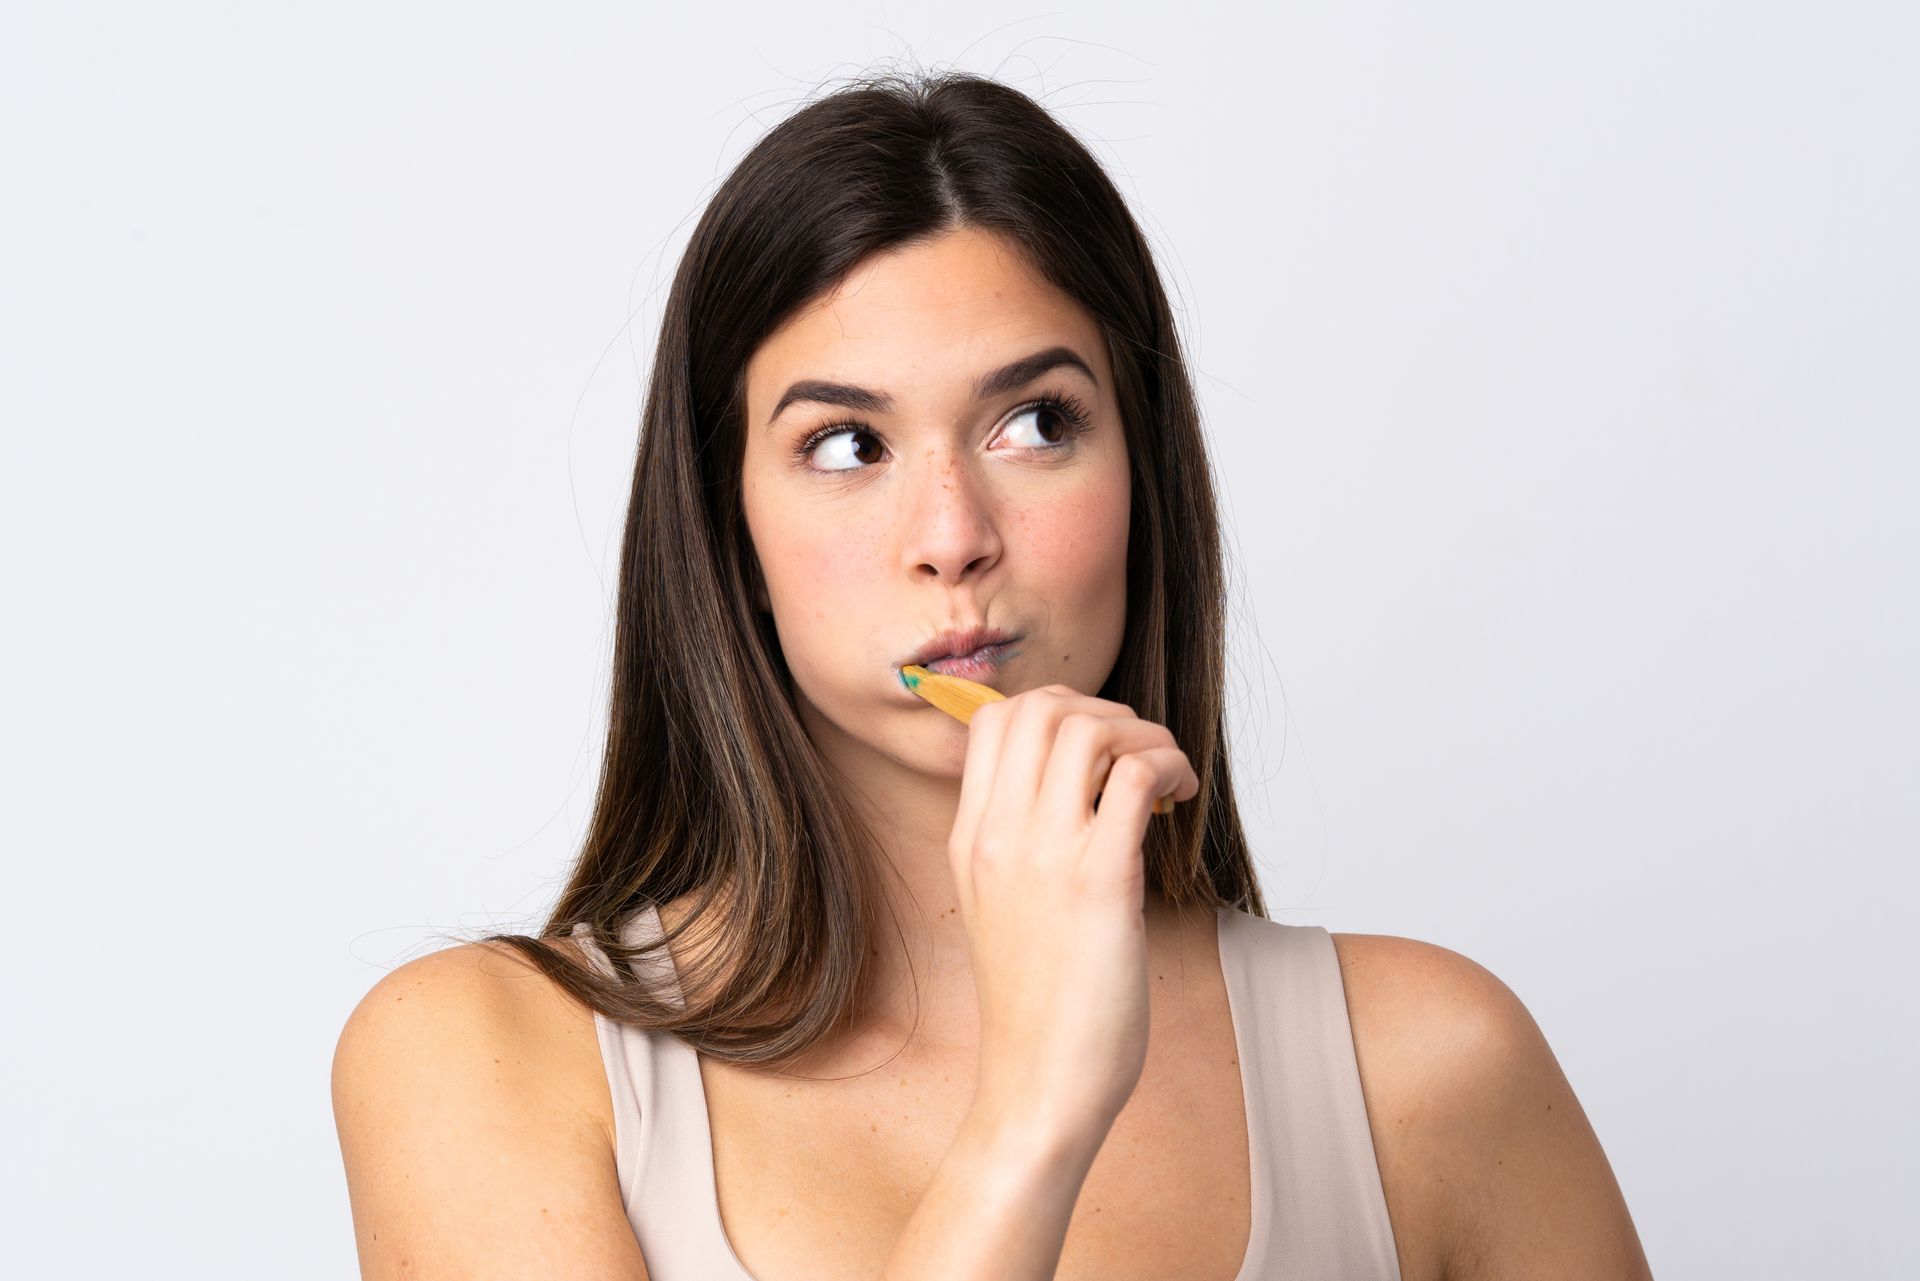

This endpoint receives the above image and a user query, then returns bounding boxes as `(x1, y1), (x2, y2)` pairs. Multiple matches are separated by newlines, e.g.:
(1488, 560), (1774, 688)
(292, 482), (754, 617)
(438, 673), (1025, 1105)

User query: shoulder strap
(568, 904), (688, 1009)
(1220, 909), (1404, 1280)
(568, 905), (733, 1270)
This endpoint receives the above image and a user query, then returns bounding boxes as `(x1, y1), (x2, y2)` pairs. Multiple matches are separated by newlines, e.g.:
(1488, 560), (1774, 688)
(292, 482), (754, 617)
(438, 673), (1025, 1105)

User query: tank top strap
(1218, 907), (1403, 1280)
(570, 905), (747, 1276)
(569, 903), (687, 1005)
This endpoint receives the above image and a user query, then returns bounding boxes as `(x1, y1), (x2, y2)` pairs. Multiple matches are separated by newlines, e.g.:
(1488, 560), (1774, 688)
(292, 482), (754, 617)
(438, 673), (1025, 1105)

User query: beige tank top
(570, 903), (1402, 1280)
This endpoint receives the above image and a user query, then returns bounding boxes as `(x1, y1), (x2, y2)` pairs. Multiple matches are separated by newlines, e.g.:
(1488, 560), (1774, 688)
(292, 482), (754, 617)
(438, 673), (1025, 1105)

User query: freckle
(871, 1123), (878, 1132)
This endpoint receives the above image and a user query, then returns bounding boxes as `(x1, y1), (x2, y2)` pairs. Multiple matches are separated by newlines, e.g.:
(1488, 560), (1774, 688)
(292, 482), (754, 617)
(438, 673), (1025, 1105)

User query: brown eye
(1036, 403), (1070, 444)
(1000, 396), (1092, 451)
(803, 427), (885, 472)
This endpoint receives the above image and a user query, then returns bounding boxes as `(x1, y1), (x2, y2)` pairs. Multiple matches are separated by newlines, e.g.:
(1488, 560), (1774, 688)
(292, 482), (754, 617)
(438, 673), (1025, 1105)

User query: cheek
(1013, 476), (1130, 589)
(757, 509), (892, 610)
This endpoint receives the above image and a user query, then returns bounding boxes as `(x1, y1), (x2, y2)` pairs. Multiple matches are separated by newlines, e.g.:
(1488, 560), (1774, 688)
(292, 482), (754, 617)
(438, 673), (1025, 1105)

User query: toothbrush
(898, 665), (1178, 815)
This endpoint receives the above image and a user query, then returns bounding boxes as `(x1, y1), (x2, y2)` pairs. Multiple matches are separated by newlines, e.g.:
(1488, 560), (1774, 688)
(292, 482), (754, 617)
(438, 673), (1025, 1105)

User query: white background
(4, 3), (1914, 1276)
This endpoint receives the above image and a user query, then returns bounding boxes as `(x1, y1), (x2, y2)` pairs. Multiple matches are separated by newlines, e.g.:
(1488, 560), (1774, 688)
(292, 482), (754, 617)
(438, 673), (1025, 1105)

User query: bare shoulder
(331, 937), (648, 1280)
(1328, 932), (1654, 1281)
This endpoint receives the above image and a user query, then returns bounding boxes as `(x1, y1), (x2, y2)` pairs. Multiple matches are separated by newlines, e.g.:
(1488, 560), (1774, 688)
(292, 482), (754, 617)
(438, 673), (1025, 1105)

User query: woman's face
(739, 225), (1132, 772)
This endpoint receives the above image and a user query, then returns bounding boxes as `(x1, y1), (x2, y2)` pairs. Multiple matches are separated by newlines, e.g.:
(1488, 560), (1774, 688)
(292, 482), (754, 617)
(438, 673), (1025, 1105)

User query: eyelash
(788, 390), (1097, 474)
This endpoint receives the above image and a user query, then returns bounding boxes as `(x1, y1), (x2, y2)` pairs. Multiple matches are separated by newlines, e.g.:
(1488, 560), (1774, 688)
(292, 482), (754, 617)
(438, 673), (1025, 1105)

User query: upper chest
(569, 920), (1451, 1281)
(696, 950), (1256, 1281)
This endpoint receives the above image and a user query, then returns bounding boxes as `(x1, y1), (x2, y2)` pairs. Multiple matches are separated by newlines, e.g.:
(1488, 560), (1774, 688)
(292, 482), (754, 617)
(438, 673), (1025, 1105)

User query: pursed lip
(900, 624), (1019, 669)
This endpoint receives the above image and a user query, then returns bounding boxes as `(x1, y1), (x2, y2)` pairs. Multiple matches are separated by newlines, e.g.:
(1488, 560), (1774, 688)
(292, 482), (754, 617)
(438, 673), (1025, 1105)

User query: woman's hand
(946, 684), (1200, 1145)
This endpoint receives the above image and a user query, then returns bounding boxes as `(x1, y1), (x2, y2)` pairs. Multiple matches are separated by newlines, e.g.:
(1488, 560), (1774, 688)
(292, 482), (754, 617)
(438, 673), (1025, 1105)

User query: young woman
(332, 70), (1653, 1281)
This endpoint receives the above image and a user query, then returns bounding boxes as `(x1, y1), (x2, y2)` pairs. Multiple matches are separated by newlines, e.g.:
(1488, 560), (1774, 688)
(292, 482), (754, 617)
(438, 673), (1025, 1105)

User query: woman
(332, 70), (1653, 1281)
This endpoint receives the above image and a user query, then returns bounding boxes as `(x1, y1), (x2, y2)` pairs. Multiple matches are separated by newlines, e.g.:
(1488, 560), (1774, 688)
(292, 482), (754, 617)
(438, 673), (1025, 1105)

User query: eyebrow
(766, 345), (1098, 428)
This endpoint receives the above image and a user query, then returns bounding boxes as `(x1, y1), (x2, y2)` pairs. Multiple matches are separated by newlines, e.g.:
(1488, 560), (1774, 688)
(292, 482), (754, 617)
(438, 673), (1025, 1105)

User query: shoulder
(1327, 932), (1653, 1281)
(332, 935), (614, 1139)
(1326, 931), (1529, 1079)
(333, 936), (608, 1102)
(332, 937), (646, 1279)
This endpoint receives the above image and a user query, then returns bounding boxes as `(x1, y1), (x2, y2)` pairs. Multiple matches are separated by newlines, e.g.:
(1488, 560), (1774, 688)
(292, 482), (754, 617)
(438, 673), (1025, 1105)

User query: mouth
(917, 639), (1020, 681)
(897, 625), (1023, 686)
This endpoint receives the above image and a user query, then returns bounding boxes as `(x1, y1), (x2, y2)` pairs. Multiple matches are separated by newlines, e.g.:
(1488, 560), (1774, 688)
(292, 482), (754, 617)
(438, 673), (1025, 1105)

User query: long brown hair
(479, 67), (1267, 1071)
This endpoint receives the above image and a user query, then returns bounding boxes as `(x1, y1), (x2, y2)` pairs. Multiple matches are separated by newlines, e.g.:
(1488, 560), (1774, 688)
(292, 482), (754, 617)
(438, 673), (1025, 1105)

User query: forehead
(744, 228), (1106, 419)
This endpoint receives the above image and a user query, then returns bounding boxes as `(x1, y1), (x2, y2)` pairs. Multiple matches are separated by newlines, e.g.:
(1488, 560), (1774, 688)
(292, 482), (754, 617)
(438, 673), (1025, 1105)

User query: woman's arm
(878, 1097), (1112, 1281)
(331, 942), (651, 1281)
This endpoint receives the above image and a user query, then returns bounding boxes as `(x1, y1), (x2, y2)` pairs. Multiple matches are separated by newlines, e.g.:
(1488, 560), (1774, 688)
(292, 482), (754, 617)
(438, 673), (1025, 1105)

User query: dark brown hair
(479, 67), (1267, 1071)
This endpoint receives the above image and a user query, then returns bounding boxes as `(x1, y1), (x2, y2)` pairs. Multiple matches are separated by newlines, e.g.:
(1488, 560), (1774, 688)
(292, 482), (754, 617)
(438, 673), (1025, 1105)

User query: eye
(999, 394), (1094, 451)
(797, 425), (885, 473)
(790, 390), (1096, 476)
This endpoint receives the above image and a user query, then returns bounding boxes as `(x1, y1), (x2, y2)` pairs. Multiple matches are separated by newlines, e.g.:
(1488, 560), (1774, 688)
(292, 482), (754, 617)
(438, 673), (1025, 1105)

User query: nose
(899, 450), (1004, 585)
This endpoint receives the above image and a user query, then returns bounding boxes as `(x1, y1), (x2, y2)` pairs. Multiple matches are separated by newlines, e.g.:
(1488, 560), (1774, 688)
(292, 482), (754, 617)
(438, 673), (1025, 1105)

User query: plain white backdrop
(4, 3), (1913, 1276)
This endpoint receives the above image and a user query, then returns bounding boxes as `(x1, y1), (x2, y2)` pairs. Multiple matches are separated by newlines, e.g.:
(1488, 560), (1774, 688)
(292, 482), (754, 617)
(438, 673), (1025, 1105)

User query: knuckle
(1005, 690), (1046, 718)
(1058, 711), (1104, 744)
(1112, 754), (1155, 790)
(969, 830), (1015, 868)
(1020, 690), (1071, 726)
(1034, 685), (1081, 714)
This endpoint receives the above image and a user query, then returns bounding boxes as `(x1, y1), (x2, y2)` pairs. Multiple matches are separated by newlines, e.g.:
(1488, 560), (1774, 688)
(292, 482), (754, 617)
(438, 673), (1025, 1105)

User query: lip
(918, 639), (1019, 684)
(900, 624), (1020, 670)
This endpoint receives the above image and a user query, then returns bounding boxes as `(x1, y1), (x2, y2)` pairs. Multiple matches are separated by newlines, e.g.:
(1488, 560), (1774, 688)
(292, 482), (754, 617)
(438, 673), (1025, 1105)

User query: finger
(1083, 747), (1198, 872)
(1032, 712), (1178, 830)
(985, 687), (1128, 827)
(948, 698), (1016, 903)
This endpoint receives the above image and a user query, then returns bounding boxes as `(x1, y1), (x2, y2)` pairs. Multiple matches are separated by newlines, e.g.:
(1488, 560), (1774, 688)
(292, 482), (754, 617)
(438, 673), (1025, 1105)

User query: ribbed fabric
(571, 904), (1402, 1280)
